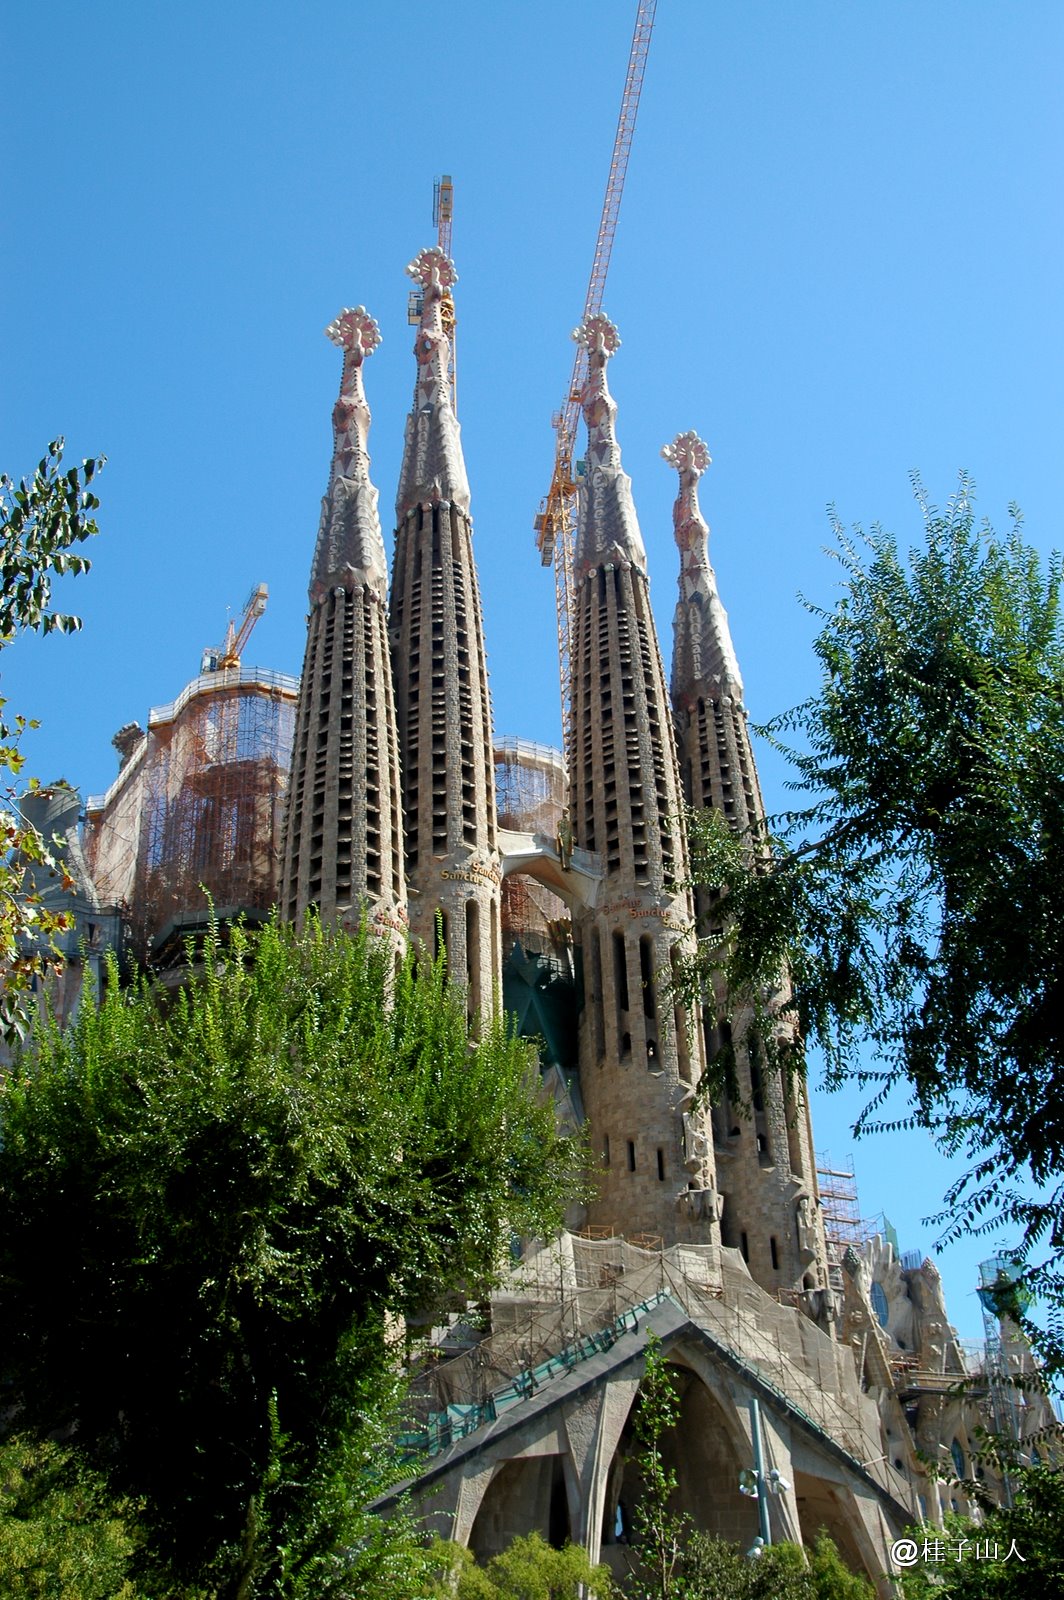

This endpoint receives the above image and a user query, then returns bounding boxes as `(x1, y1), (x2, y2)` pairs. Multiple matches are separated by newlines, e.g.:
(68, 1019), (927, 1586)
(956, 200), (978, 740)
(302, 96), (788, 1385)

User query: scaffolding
(977, 1256), (1035, 1490)
(494, 736), (570, 960)
(84, 666), (298, 959)
(815, 1154), (880, 1255)
(402, 1232), (897, 1500)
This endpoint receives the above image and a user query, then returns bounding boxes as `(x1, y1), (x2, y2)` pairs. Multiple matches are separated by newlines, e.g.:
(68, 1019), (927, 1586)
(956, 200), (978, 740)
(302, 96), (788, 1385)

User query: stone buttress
(665, 431), (828, 1298)
(569, 316), (719, 1245)
(280, 307), (407, 952)
(388, 248), (502, 1018)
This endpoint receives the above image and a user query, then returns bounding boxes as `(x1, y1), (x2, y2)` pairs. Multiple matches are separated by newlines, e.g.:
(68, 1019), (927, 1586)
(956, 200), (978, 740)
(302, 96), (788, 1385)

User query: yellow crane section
(203, 582), (268, 673)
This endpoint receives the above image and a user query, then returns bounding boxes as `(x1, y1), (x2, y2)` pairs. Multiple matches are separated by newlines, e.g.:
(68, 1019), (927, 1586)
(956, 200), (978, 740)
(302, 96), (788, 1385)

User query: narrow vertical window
(590, 928), (605, 1058)
(613, 931), (629, 1013)
(627, 1140), (636, 1172)
(465, 898), (480, 1015)
(639, 936), (656, 1019)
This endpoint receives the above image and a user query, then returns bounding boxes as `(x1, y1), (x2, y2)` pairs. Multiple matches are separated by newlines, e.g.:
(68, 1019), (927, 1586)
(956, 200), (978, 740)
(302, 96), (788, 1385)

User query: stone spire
(389, 248), (501, 1021)
(665, 432), (829, 1305)
(567, 321), (718, 1247)
(308, 306), (388, 604)
(395, 246), (470, 522)
(572, 314), (647, 578)
(663, 430), (743, 700)
(280, 306), (407, 949)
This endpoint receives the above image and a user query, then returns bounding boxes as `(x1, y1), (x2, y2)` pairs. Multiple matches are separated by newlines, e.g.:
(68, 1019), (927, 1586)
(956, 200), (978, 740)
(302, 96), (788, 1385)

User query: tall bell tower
(388, 248), (502, 1018)
(569, 316), (719, 1245)
(666, 430), (828, 1295)
(280, 306), (407, 952)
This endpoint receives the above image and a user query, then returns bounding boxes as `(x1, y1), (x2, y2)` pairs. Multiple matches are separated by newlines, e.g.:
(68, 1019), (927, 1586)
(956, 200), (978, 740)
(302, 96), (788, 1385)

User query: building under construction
(50, 217), (1062, 1588)
(34, 24), (1060, 1566)
(495, 735), (569, 963)
(83, 660), (297, 967)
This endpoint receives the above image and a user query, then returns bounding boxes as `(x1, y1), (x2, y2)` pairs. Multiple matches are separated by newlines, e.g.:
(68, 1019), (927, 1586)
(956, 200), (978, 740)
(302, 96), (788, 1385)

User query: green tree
(423, 1531), (616, 1599)
(0, 1434), (141, 1599)
(628, 1332), (688, 1600)
(896, 1465), (1064, 1597)
(0, 914), (582, 1598)
(805, 1533), (879, 1600)
(0, 439), (103, 1043)
(680, 1532), (809, 1600)
(679, 1530), (874, 1600)
(676, 477), (1064, 1345)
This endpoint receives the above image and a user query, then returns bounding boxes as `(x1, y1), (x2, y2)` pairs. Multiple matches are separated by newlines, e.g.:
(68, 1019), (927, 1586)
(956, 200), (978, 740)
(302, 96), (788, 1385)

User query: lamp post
(738, 1397), (791, 1550)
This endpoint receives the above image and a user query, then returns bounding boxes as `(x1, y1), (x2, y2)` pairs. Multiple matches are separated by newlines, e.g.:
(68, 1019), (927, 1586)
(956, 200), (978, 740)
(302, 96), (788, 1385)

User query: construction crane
(534, 0), (657, 757)
(433, 172), (454, 257)
(408, 172), (458, 408)
(202, 582), (268, 673)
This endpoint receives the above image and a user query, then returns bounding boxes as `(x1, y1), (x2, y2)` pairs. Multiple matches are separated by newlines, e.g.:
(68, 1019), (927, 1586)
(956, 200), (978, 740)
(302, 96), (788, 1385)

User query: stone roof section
(309, 306), (388, 604)
(395, 246), (471, 521)
(663, 430), (743, 700)
(572, 314), (647, 578)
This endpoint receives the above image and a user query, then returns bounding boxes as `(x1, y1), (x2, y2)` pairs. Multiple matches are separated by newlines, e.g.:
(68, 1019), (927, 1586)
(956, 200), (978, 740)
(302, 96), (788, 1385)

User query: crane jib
(535, 0), (658, 756)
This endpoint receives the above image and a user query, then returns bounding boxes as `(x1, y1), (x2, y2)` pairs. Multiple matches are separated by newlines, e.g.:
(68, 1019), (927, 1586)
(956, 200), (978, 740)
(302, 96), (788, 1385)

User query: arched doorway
(792, 1469), (877, 1582)
(468, 1454), (572, 1562)
(601, 1358), (754, 1557)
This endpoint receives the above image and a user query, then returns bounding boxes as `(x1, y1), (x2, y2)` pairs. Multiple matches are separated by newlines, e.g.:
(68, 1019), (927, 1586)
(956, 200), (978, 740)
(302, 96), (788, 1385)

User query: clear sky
(4, 0), (1062, 1342)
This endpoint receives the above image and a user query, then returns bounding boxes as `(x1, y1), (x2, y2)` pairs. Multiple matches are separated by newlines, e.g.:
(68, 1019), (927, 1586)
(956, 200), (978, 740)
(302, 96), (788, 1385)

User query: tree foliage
(629, 1333), (689, 1600)
(423, 1532), (616, 1599)
(678, 1530), (874, 1600)
(0, 1434), (141, 1599)
(896, 1465), (1064, 1597)
(1, 439), (101, 644)
(676, 477), (1064, 1331)
(0, 439), (104, 1042)
(0, 914), (582, 1597)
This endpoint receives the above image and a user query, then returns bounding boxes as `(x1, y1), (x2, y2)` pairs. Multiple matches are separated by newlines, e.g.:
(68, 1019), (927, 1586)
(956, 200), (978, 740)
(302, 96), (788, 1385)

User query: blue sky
(4, 0), (1062, 1340)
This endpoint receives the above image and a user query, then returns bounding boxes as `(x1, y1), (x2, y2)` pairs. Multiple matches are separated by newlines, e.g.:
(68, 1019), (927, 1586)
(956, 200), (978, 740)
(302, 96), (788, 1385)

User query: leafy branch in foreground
(0, 439), (102, 644)
(674, 475), (1064, 1347)
(0, 440), (104, 1042)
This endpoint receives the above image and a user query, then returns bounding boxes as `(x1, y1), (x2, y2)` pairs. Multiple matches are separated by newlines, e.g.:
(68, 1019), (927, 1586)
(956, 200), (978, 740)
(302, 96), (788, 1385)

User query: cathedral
(66, 242), (1053, 1592)
(277, 249), (827, 1298)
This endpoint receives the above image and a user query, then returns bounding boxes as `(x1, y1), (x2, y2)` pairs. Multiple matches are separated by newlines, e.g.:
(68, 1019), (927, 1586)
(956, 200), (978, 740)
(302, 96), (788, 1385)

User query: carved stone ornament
(682, 1185), (722, 1222)
(682, 1110), (711, 1171)
(325, 306), (382, 359)
(662, 429), (711, 477)
(406, 245), (458, 293)
(572, 312), (621, 357)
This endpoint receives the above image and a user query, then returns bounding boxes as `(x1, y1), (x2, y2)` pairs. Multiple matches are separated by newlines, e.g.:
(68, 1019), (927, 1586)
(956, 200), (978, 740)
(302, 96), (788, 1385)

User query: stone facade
(378, 1238), (911, 1599)
(567, 317), (717, 1245)
(665, 431), (828, 1301)
(280, 306), (407, 953)
(837, 1238), (1060, 1525)
(388, 249), (501, 1019)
